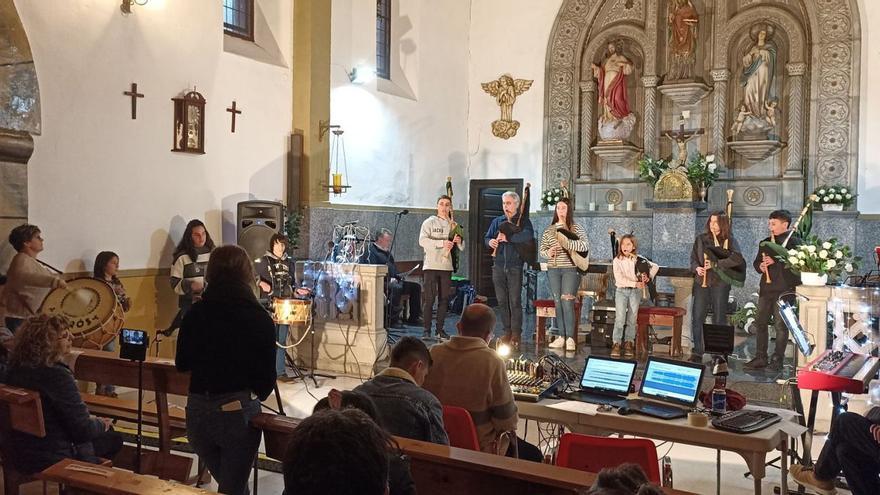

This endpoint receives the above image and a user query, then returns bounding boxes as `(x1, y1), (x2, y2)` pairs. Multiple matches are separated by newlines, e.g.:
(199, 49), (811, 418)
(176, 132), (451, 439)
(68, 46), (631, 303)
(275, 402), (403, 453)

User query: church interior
(2, 0), (880, 494)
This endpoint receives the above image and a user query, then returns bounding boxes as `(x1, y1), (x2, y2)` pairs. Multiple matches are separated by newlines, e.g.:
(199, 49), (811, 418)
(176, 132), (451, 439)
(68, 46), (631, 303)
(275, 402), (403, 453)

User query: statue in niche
(591, 41), (637, 142)
(735, 24), (781, 138)
(667, 0), (699, 80)
(481, 74), (533, 139)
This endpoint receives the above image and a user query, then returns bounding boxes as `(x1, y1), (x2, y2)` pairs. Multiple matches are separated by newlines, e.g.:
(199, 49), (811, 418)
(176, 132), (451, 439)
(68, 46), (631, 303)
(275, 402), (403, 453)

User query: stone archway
(544, 0), (861, 206)
(0, 1), (40, 269)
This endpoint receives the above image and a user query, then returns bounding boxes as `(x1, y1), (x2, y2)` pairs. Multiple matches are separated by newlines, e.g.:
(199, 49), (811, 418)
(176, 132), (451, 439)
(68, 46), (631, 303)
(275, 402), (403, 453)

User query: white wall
(857, 0), (880, 213)
(329, 0), (470, 210)
(466, 0), (562, 195)
(16, 0), (292, 270)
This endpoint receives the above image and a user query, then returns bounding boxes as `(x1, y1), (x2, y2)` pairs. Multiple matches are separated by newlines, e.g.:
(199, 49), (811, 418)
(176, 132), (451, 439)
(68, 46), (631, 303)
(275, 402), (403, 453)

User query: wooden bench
(0, 384), (47, 495)
(67, 350), (193, 482)
(533, 299), (583, 349)
(39, 459), (214, 495)
(636, 306), (686, 358)
(249, 413), (693, 495)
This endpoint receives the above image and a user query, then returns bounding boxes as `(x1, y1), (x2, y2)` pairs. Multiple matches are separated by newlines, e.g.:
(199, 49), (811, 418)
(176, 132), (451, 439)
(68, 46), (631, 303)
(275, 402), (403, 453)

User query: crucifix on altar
(123, 82), (144, 120)
(662, 110), (704, 168)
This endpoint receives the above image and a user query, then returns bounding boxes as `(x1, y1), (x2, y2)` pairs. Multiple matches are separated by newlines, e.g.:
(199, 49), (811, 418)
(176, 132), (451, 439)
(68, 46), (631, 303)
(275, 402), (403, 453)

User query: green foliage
(283, 206), (303, 251)
(685, 153), (719, 187)
(541, 187), (565, 207)
(763, 235), (861, 279)
(812, 184), (856, 207)
(637, 156), (668, 188)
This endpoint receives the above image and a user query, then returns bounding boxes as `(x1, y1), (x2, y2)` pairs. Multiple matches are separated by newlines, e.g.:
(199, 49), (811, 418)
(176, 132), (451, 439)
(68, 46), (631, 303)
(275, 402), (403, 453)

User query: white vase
(821, 203), (844, 211)
(801, 272), (828, 286)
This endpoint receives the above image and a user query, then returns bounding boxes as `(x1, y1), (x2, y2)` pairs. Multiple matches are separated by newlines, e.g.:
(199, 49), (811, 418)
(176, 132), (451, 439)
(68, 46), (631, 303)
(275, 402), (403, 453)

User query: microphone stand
(383, 212), (407, 341)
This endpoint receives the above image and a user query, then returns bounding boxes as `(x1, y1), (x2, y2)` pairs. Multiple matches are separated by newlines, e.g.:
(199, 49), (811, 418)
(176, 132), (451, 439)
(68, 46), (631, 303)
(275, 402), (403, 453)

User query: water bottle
(711, 387), (727, 413)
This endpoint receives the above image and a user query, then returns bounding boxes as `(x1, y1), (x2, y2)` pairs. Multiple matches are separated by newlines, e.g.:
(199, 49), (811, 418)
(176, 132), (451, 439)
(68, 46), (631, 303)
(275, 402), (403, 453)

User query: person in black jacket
(361, 229), (422, 328)
(4, 314), (122, 474)
(745, 209), (802, 371)
(176, 245), (276, 495)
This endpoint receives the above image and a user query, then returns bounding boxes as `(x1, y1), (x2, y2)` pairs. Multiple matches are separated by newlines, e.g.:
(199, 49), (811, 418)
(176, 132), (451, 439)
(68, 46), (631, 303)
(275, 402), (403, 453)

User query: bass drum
(39, 277), (124, 349)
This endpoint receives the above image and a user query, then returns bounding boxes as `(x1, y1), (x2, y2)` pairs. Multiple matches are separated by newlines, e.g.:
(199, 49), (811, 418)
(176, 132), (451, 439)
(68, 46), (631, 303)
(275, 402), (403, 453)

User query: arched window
(224, 0), (254, 41)
(376, 0), (391, 79)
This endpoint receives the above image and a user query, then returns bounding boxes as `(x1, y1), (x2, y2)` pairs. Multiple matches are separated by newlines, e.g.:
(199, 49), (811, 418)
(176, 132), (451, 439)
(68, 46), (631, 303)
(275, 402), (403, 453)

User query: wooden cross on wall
(123, 83), (144, 119)
(226, 101), (242, 133)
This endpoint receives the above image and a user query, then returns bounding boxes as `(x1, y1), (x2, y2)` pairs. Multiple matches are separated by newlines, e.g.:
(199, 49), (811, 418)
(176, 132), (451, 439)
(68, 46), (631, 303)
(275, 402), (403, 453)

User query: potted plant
(812, 184), (856, 211)
(541, 187), (565, 210)
(730, 295), (759, 334)
(763, 235), (861, 286)
(637, 156), (669, 188)
(685, 153), (719, 202)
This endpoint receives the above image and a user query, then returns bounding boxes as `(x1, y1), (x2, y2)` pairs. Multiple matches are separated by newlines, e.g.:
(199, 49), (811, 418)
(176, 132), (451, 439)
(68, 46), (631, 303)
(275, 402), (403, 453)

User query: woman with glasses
(0, 224), (67, 333)
(4, 315), (122, 474)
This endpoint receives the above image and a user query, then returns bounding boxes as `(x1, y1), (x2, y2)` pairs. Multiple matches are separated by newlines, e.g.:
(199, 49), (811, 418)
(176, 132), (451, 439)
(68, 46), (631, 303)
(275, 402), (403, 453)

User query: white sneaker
(565, 337), (577, 351)
(548, 336), (565, 348)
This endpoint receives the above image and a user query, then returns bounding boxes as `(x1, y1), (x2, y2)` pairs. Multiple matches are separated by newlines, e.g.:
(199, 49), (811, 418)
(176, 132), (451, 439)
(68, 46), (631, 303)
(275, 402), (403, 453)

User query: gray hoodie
(419, 215), (465, 271)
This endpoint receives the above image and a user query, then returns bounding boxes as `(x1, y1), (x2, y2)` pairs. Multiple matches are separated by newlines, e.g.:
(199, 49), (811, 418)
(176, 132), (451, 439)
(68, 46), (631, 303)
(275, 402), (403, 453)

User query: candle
(626, 201), (634, 211)
(332, 173), (343, 194)
(682, 110), (691, 119)
(608, 204), (615, 212)
(588, 202), (596, 211)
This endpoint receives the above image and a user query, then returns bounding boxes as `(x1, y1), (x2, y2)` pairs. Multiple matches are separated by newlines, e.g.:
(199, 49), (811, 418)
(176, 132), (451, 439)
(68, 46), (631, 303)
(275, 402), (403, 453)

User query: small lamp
(348, 65), (376, 85)
(121, 0), (149, 14)
(324, 128), (351, 196)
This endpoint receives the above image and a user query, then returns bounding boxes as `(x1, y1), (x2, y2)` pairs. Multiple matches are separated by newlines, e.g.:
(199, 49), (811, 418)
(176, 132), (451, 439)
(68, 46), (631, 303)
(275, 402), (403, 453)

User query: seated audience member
(789, 408), (880, 495)
(361, 228), (423, 328)
(422, 303), (542, 462)
(305, 392), (415, 495)
(1, 224), (67, 333)
(4, 315), (122, 474)
(176, 245), (276, 495)
(586, 464), (664, 495)
(93, 251), (132, 398)
(353, 336), (448, 445)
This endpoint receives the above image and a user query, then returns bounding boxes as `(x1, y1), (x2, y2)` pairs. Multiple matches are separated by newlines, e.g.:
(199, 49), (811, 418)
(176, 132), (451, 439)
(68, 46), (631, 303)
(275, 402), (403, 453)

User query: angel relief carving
(481, 74), (533, 139)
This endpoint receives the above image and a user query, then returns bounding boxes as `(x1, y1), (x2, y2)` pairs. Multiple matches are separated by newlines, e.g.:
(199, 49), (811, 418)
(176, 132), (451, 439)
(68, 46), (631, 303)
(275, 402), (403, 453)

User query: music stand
(703, 323), (735, 362)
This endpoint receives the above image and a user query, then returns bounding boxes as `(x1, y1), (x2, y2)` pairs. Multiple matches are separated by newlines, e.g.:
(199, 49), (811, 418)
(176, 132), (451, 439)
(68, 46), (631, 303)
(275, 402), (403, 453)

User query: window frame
(223, 0), (255, 42)
(376, 0), (392, 80)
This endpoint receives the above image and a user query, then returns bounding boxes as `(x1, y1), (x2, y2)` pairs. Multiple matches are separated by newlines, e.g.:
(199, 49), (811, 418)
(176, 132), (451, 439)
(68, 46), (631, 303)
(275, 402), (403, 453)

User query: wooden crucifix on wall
(226, 101), (242, 133)
(123, 83), (144, 119)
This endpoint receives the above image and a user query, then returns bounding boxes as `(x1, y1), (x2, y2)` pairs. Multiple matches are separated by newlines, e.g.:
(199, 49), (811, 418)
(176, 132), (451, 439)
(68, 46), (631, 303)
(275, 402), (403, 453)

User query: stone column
(579, 81), (597, 180)
(785, 62), (807, 177)
(710, 69), (730, 173)
(642, 75), (660, 158)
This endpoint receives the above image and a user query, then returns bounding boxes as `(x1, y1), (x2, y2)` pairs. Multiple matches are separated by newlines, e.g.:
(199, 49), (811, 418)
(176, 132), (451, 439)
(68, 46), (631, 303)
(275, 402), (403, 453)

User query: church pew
(39, 458), (215, 495)
(250, 413), (693, 495)
(66, 349), (193, 483)
(0, 384), (48, 495)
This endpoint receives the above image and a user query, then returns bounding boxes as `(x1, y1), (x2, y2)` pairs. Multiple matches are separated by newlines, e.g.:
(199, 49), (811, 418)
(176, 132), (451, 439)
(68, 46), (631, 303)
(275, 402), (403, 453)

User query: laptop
(615, 356), (705, 420)
(561, 356), (637, 405)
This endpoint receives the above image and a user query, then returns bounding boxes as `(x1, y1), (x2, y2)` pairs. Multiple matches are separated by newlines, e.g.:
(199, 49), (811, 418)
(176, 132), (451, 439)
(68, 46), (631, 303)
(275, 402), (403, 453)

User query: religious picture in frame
(172, 89), (206, 154)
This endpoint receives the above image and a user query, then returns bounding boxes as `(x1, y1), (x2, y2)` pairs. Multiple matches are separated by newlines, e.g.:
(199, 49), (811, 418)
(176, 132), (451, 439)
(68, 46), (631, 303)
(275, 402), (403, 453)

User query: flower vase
(821, 203), (844, 212)
(699, 184), (708, 202)
(800, 272), (829, 286)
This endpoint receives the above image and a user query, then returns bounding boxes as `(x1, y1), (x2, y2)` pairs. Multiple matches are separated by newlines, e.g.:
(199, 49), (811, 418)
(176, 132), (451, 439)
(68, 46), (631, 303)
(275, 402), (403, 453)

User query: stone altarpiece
(544, 0), (861, 215)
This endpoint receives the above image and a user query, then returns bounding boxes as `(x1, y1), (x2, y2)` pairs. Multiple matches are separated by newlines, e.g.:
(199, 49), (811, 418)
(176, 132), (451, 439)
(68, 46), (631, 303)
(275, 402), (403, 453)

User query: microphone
(397, 209), (410, 216)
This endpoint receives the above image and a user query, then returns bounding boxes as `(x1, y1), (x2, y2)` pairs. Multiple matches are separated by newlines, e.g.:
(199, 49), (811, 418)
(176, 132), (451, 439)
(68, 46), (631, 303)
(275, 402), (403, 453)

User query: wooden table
(516, 400), (792, 495)
(39, 459), (213, 495)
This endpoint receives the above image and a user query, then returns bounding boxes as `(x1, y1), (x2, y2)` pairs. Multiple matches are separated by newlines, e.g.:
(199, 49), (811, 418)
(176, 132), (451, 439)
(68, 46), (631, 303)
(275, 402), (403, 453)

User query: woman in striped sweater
(539, 198), (589, 351)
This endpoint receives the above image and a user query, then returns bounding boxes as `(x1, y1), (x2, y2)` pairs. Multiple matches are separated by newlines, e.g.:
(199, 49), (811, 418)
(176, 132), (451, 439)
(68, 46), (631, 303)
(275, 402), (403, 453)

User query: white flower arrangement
(541, 187), (565, 208)
(765, 235), (861, 279)
(812, 184), (856, 207)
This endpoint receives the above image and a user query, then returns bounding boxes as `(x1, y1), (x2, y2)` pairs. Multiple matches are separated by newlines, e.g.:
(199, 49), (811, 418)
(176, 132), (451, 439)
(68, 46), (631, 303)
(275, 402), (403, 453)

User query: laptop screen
(580, 356), (637, 394)
(638, 357), (705, 407)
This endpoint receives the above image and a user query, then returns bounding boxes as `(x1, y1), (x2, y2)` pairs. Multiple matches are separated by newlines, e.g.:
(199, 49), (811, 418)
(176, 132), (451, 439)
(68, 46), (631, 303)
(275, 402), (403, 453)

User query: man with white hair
(484, 191), (534, 347)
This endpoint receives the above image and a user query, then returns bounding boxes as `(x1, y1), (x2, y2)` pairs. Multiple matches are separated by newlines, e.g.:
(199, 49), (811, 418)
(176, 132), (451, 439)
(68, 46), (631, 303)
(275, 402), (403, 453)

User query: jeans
(613, 287), (641, 344)
(814, 412), (880, 495)
(186, 391), (262, 495)
(690, 281), (731, 355)
(492, 265), (524, 336)
(422, 270), (452, 333)
(547, 268), (580, 339)
(276, 324), (289, 377)
(754, 292), (789, 360)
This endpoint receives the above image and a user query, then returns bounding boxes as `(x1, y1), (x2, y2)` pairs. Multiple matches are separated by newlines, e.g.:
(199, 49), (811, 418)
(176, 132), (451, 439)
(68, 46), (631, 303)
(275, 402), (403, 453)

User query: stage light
(496, 342), (512, 358)
(348, 66), (376, 85)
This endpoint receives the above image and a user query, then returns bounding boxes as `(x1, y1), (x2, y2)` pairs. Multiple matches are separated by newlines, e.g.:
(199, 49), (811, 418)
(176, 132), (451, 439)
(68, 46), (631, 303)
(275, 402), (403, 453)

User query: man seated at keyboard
(789, 407), (880, 495)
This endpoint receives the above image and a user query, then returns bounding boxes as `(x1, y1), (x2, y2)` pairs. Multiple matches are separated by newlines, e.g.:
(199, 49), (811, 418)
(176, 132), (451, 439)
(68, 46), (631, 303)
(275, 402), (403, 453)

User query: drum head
(40, 277), (121, 349)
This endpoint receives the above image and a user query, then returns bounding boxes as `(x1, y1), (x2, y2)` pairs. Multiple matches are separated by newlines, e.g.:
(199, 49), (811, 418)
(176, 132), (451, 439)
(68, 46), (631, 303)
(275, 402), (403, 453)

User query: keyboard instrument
(798, 350), (880, 394)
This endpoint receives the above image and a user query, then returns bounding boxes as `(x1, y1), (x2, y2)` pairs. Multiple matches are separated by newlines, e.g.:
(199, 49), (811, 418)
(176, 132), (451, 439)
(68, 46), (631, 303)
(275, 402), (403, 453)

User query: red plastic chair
(556, 433), (661, 483)
(441, 405), (481, 451)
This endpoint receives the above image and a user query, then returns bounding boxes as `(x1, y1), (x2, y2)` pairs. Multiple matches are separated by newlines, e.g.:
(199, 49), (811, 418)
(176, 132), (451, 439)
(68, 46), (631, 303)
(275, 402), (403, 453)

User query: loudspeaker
(237, 200), (284, 261)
